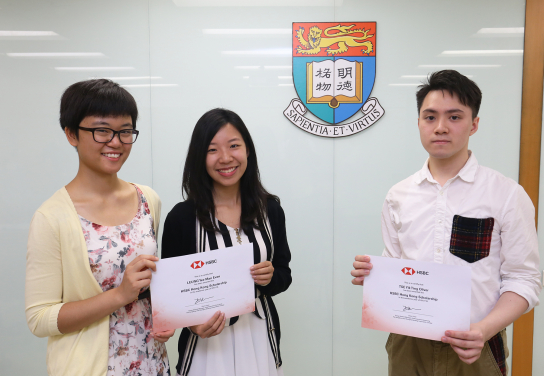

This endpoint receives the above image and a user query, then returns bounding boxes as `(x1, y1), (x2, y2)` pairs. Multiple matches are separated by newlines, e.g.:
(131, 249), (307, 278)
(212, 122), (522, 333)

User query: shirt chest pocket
(449, 215), (495, 263)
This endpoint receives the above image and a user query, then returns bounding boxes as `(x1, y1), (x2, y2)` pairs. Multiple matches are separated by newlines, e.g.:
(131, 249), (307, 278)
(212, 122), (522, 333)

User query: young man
(351, 70), (541, 376)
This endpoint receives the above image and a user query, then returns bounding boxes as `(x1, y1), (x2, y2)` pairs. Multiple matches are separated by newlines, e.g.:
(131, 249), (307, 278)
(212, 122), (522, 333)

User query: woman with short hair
(25, 79), (174, 376)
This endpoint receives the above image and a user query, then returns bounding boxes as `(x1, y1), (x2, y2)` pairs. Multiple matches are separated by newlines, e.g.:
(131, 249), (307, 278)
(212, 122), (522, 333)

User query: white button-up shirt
(381, 152), (541, 323)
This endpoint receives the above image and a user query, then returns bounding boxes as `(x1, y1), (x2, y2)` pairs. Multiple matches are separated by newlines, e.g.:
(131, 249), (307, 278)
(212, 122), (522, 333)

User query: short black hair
(416, 70), (482, 119)
(59, 79), (138, 137)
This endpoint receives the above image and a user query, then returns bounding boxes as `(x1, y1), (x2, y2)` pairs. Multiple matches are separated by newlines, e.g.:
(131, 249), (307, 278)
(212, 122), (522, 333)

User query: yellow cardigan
(25, 184), (161, 376)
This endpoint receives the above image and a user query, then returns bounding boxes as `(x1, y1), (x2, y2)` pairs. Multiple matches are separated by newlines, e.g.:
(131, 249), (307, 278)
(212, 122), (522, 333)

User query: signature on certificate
(403, 306), (421, 312)
(194, 296), (214, 305)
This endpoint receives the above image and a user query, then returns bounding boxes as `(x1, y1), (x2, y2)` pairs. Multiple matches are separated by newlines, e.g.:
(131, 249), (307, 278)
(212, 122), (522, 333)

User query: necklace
(234, 228), (242, 245)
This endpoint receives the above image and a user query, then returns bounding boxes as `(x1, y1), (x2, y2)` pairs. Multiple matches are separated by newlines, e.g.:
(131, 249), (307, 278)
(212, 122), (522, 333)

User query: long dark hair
(182, 108), (279, 232)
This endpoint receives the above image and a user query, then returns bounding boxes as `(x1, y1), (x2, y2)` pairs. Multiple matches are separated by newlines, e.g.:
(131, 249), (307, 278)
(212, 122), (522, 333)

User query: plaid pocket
(488, 331), (507, 376)
(449, 215), (494, 263)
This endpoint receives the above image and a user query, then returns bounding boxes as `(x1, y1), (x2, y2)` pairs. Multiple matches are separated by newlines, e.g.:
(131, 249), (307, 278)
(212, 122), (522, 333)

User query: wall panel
(0, 1), (153, 373)
(533, 77), (544, 376)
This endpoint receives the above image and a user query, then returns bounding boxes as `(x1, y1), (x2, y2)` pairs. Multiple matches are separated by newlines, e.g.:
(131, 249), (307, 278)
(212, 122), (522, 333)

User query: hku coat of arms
(284, 22), (385, 138)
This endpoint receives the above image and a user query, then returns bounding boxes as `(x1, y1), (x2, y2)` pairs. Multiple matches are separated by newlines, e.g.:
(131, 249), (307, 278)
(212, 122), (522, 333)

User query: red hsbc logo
(191, 261), (204, 269)
(401, 267), (429, 276)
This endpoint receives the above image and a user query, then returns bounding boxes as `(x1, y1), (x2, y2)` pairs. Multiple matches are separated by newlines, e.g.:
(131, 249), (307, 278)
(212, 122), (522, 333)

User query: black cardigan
(161, 198), (292, 375)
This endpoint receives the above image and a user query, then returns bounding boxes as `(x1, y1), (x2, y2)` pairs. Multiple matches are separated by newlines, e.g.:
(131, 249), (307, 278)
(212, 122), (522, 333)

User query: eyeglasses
(78, 127), (139, 144)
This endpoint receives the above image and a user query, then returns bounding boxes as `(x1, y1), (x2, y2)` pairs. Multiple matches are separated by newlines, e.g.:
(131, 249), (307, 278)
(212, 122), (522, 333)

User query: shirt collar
(414, 151), (478, 185)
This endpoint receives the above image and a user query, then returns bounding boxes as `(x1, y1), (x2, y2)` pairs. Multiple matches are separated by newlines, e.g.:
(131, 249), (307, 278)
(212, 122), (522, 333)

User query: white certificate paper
(361, 256), (471, 341)
(150, 244), (255, 332)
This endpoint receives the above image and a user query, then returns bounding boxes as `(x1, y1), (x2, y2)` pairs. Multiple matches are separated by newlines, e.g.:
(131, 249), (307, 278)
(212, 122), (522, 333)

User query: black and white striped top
(196, 217), (273, 325)
(162, 199), (292, 376)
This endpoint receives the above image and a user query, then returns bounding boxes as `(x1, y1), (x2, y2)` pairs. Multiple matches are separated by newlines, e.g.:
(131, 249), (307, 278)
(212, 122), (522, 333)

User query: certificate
(150, 244), (255, 332)
(361, 256), (471, 341)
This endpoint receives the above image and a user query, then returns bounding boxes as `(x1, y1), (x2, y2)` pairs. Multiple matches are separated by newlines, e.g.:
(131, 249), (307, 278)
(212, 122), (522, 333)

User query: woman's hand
(251, 261), (274, 286)
(152, 329), (176, 343)
(189, 311), (226, 339)
(115, 254), (158, 306)
(57, 254), (158, 334)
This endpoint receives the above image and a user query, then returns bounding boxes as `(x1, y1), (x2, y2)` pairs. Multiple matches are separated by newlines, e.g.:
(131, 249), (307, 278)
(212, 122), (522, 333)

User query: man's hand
(351, 255), (373, 285)
(189, 311), (226, 339)
(441, 323), (486, 364)
(442, 292), (528, 364)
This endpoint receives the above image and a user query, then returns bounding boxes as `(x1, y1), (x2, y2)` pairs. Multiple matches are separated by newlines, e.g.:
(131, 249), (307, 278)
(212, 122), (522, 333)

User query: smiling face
(66, 115), (134, 176)
(418, 90), (479, 164)
(205, 123), (248, 192)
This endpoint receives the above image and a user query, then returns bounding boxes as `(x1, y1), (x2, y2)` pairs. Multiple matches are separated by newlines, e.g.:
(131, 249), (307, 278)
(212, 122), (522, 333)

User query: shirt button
(438, 220), (442, 224)
(440, 191), (444, 196)
(436, 248), (441, 253)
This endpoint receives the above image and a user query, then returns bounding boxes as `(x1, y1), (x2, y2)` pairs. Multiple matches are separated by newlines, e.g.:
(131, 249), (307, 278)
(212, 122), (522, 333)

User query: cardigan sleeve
(25, 211), (65, 337)
(257, 199), (292, 297)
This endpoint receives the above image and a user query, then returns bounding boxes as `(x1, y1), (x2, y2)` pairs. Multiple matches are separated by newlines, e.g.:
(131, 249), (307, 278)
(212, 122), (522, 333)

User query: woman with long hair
(25, 79), (174, 376)
(162, 108), (292, 376)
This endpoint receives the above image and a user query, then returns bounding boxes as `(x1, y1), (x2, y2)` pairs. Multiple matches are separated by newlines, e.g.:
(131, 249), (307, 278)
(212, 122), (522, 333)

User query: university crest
(284, 22), (385, 138)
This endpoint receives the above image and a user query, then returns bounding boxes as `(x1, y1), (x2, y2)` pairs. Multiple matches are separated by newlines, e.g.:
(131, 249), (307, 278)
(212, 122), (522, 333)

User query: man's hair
(416, 70), (482, 119)
(60, 79), (138, 137)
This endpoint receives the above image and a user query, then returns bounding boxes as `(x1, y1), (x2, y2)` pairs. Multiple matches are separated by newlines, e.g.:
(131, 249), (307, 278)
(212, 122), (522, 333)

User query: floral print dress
(80, 186), (170, 376)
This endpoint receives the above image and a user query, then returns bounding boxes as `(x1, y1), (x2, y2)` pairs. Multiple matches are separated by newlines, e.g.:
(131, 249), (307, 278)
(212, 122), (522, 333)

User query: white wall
(0, 0), (527, 374)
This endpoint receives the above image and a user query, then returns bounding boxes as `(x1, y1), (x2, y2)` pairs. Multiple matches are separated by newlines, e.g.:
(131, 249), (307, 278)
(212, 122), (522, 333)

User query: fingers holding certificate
(351, 255), (373, 285)
(150, 244), (256, 332)
(189, 311), (227, 339)
(251, 261), (274, 286)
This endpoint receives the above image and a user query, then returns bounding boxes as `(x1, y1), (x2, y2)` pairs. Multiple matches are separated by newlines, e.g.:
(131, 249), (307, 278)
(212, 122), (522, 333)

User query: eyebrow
(209, 137), (242, 145)
(421, 108), (465, 114)
(90, 120), (133, 127)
